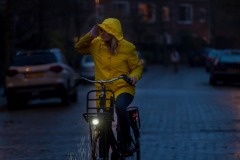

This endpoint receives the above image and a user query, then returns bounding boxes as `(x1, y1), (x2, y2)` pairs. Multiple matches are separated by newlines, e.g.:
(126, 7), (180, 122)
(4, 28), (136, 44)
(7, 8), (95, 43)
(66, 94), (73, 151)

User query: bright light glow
(25, 67), (30, 72)
(92, 118), (99, 125)
(95, 0), (99, 5)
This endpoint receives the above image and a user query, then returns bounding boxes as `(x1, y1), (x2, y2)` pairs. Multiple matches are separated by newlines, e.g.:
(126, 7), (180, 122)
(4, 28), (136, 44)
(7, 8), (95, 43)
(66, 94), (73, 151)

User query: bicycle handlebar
(74, 74), (135, 89)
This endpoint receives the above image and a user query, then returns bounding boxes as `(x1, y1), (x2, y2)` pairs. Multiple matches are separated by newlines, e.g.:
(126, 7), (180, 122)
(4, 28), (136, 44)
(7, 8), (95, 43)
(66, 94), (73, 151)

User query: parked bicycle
(75, 74), (141, 160)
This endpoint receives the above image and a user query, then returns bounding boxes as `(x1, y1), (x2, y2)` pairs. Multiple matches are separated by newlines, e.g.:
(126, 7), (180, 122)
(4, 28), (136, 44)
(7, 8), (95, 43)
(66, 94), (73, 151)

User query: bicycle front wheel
(91, 129), (100, 160)
(91, 128), (111, 160)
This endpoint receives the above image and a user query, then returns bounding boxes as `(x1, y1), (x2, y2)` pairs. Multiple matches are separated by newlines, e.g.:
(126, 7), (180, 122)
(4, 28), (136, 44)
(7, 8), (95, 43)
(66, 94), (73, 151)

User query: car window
(224, 50), (240, 55)
(219, 55), (240, 63)
(12, 52), (57, 66)
(208, 50), (221, 57)
(85, 56), (93, 63)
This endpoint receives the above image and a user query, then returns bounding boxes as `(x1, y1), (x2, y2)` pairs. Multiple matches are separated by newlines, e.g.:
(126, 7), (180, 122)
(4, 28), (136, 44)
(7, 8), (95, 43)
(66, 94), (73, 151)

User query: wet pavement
(1, 64), (240, 160)
(134, 65), (240, 160)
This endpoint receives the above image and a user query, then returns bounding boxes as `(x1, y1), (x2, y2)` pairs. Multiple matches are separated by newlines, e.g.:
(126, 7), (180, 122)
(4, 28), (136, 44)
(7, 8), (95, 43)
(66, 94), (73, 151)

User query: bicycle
(76, 74), (141, 160)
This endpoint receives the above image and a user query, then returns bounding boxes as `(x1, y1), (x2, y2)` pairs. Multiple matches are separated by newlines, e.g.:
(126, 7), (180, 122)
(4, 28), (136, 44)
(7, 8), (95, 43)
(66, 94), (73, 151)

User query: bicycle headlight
(92, 118), (99, 125)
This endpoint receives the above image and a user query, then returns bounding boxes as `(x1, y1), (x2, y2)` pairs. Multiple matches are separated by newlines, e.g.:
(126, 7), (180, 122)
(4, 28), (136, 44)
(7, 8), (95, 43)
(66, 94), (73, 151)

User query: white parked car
(80, 55), (95, 79)
(5, 48), (78, 109)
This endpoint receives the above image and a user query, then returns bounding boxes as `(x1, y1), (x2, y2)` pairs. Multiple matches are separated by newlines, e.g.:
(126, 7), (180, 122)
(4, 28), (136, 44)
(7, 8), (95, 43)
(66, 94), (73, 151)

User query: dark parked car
(223, 49), (240, 55)
(209, 53), (240, 85)
(206, 49), (240, 72)
(188, 48), (214, 67)
(205, 49), (223, 72)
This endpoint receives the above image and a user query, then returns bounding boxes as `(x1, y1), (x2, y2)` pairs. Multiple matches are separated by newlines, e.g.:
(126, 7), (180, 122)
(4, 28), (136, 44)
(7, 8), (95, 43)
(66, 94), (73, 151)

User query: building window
(162, 6), (170, 21)
(199, 8), (206, 23)
(138, 2), (156, 23)
(111, 1), (130, 16)
(178, 4), (193, 24)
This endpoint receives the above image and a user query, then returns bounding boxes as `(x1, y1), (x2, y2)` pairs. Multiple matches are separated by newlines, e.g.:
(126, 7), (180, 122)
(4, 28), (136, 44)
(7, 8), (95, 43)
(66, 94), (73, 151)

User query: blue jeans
(115, 93), (134, 147)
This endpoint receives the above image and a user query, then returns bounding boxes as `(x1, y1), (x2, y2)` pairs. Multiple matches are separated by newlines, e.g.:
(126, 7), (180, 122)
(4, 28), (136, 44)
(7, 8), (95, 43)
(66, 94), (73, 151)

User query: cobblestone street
(134, 65), (240, 160)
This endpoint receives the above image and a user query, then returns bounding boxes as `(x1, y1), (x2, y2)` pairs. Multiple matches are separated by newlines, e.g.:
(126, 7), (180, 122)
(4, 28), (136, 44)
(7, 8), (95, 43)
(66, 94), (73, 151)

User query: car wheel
(70, 91), (78, 103)
(61, 91), (71, 106)
(7, 97), (16, 110)
(205, 67), (209, 72)
(7, 96), (28, 110)
(209, 76), (216, 85)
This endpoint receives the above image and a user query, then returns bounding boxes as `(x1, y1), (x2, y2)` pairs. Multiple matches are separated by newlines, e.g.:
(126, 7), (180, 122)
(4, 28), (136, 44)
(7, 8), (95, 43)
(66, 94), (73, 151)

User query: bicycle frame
(85, 88), (115, 132)
(83, 87), (120, 159)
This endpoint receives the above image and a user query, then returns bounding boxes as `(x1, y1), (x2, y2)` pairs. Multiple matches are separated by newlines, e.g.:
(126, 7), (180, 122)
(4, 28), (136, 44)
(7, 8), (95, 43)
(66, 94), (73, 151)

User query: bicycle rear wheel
(110, 123), (140, 160)
(127, 120), (140, 160)
(126, 107), (141, 160)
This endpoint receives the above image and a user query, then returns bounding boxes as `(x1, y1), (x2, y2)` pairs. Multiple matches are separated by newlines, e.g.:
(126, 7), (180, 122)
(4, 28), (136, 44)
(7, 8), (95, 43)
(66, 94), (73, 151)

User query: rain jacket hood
(98, 18), (123, 41)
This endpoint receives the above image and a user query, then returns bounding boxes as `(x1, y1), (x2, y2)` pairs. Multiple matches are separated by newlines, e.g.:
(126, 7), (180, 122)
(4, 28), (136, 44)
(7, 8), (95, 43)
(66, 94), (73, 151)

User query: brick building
(91, 0), (211, 63)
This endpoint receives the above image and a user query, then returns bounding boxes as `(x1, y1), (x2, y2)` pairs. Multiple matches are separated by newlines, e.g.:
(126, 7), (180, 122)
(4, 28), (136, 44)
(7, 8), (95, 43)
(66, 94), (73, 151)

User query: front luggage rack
(83, 112), (113, 124)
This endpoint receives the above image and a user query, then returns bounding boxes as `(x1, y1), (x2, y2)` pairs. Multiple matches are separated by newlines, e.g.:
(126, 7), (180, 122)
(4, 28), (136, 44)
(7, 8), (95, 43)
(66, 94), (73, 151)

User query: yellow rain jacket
(75, 18), (143, 103)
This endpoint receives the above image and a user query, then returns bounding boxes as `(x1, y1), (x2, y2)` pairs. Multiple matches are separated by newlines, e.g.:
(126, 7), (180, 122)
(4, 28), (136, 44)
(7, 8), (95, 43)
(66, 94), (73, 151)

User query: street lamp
(95, 0), (99, 7)
(95, 0), (101, 23)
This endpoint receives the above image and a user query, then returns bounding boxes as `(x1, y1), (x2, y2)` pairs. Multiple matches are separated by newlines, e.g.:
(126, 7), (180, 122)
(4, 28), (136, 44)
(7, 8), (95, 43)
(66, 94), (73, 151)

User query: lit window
(138, 2), (156, 23)
(162, 6), (170, 21)
(178, 4), (193, 24)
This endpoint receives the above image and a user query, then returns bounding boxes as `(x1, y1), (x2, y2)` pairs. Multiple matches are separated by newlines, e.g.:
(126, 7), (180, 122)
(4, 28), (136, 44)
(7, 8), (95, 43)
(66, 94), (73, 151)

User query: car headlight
(92, 118), (99, 125)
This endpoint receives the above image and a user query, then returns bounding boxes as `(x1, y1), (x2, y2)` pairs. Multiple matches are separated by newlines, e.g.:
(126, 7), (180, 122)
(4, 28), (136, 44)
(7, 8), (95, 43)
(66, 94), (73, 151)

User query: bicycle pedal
(121, 146), (135, 157)
(122, 152), (133, 157)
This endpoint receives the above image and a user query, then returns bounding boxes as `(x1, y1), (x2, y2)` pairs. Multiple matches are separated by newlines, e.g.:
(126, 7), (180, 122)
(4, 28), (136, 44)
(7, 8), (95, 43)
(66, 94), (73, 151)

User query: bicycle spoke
(128, 120), (141, 160)
(91, 129), (100, 160)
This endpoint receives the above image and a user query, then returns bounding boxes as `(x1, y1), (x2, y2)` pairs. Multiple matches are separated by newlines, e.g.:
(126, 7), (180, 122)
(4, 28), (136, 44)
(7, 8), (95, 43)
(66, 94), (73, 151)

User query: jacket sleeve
(128, 47), (143, 81)
(74, 33), (92, 55)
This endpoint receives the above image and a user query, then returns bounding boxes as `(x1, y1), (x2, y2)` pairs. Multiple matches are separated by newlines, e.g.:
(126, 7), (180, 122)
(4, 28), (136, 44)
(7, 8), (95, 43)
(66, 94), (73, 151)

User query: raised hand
(90, 24), (99, 38)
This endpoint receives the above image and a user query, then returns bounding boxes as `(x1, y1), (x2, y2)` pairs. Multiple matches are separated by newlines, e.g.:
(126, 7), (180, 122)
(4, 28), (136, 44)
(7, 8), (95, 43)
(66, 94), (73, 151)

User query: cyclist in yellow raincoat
(75, 18), (143, 154)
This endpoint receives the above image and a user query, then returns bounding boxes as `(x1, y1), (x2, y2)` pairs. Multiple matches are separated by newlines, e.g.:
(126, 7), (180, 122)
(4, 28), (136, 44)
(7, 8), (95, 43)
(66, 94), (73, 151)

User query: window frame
(178, 4), (193, 24)
(199, 8), (206, 23)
